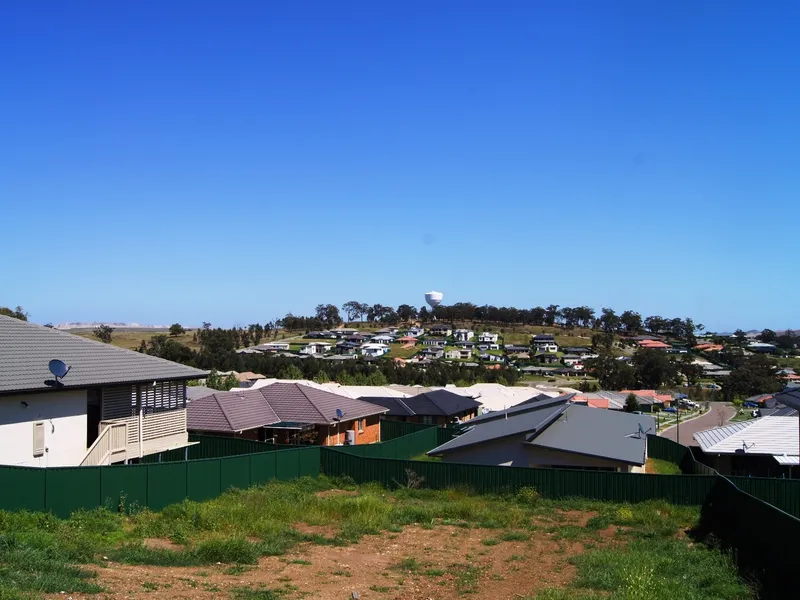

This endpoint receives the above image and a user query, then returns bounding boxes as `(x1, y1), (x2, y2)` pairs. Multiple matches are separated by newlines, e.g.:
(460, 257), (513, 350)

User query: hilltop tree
(341, 301), (368, 322)
(733, 329), (748, 346)
(396, 304), (418, 322)
(93, 324), (114, 343)
(248, 323), (264, 345)
(544, 304), (560, 326)
(419, 306), (430, 322)
(315, 304), (342, 328)
(598, 307), (620, 334)
(0, 305), (28, 321)
(169, 323), (185, 337)
(758, 329), (778, 343)
(620, 311), (642, 335)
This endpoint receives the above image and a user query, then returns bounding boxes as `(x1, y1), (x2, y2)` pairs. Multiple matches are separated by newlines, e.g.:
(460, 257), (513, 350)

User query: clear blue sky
(2, 1), (798, 331)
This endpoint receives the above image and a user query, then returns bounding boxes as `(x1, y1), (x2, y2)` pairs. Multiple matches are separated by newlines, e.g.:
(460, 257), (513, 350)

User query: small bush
(516, 487), (540, 505)
(193, 537), (260, 565)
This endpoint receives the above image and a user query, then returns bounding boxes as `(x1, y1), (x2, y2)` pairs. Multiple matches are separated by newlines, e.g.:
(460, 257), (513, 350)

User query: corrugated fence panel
(276, 449), (301, 480)
(729, 476), (800, 519)
(147, 462), (188, 510)
(647, 435), (688, 464)
(250, 452), (276, 485)
(187, 460), (222, 502)
(45, 467), (102, 518)
(380, 420), (438, 441)
(101, 464), (148, 513)
(220, 455), (252, 491)
(319, 450), (717, 506)
(0, 467), (46, 512)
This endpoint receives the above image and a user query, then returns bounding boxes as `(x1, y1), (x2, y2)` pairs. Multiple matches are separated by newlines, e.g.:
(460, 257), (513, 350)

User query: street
(659, 402), (736, 446)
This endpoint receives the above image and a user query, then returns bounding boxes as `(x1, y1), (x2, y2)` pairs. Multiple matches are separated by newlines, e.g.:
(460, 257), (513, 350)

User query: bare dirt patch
(61, 519), (611, 600)
(142, 538), (183, 551)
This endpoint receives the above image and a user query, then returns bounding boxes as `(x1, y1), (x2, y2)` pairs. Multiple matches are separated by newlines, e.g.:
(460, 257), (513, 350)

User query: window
(358, 419), (365, 432)
(33, 422), (45, 457)
(422, 416), (434, 425)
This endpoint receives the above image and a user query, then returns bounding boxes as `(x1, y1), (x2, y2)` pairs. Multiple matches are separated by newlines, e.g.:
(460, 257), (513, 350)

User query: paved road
(659, 402), (736, 446)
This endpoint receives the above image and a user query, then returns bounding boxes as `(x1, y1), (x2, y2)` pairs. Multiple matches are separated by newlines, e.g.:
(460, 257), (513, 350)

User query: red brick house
(187, 383), (388, 446)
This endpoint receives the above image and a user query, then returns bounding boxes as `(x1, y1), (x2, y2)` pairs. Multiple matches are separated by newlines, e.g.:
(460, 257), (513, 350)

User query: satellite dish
(48, 359), (71, 383)
(425, 291), (444, 310)
(335, 408), (344, 420)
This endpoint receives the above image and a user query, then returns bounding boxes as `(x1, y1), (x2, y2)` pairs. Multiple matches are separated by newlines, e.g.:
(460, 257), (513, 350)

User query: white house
(478, 332), (499, 344)
(300, 342), (332, 355)
(562, 354), (583, 367)
(406, 327), (425, 337)
(361, 343), (390, 357)
(445, 348), (473, 360)
(429, 325), (452, 337)
(453, 329), (475, 342)
(255, 342), (290, 352)
(0, 316), (207, 468)
(422, 338), (447, 348)
(532, 334), (559, 353)
(370, 334), (395, 344)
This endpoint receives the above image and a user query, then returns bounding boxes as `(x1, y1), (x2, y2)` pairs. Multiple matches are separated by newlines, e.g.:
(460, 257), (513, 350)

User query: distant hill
(56, 322), (168, 330)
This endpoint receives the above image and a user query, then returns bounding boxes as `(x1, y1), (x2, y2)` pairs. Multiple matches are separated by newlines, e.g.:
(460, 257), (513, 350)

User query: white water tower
(425, 291), (444, 314)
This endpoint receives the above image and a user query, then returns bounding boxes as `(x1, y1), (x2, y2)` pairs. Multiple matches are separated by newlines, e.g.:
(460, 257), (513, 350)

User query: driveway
(659, 402), (736, 446)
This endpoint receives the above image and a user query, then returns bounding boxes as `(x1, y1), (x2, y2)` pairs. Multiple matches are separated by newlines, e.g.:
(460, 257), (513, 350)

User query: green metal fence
(140, 434), (292, 463)
(379, 420), (438, 440)
(334, 427), (441, 460)
(0, 446), (320, 518)
(320, 449), (718, 505)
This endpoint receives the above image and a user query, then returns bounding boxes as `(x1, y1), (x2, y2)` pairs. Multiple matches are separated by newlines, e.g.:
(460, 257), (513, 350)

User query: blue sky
(2, 1), (798, 331)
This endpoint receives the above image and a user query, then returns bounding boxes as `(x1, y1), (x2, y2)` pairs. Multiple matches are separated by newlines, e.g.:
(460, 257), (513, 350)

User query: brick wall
(320, 414), (381, 445)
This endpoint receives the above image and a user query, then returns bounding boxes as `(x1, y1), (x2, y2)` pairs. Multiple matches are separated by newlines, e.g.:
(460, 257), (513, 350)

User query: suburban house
(480, 353), (505, 363)
(535, 352), (560, 365)
(427, 396), (653, 472)
(563, 347), (592, 357)
(429, 325), (452, 337)
(375, 327), (400, 335)
(187, 382), (389, 445)
(0, 315), (208, 467)
(254, 342), (290, 352)
(300, 342), (332, 355)
(637, 339), (671, 350)
(445, 348), (473, 360)
(504, 344), (529, 353)
(747, 342), (778, 354)
(361, 343), (390, 357)
(477, 342), (500, 351)
(406, 327), (425, 337)
(532, 335), (559, 353)
(420, 348), (445, 360)
(478, 332), (499, 344)
(361, 389), (481, 425)
(620, 390), (672, 411)
(693, 416), (799, 478)
(453, 329), (475, 341)
(334, 341), (360, 355)
(332, 328), (360, 337)
(370, 334), (395, 344)
(395, 336), (418, 345)
(422, 338), (447, 348)
(562, 354), (583, 367)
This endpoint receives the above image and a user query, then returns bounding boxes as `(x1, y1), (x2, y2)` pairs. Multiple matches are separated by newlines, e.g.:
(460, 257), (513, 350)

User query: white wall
(0, 390), (87, 467)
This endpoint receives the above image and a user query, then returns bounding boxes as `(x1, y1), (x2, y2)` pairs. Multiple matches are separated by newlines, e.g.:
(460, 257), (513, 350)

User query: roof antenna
(48, 359), (71, 385)
(742, 441), (755, 452)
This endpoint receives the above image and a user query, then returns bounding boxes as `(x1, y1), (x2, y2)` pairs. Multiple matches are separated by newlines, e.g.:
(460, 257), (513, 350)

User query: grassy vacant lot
(0, 476), (751, 600)
(70, 327), (200, 351)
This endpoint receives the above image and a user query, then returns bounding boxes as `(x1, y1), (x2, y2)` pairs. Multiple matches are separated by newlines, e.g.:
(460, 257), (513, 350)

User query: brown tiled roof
(187, 389), (280, 432)
(260, 383), (388, 424)
(187, 382), (388, 432)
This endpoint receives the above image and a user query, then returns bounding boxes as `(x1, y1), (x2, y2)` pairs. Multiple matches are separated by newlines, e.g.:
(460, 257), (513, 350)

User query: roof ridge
(396, 397), (416, 416)
(296, 383), (329, 423)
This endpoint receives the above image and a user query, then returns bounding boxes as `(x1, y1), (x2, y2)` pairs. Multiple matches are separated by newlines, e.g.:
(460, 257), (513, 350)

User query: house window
(422, 416), (434, 425)
(33, 422), (45, 457)
(358, 419), (365, 432)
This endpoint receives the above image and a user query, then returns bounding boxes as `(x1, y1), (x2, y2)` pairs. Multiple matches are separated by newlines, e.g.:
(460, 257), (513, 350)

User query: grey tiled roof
(359, 390), (481, 418)
(0, 316), (207, 394)
(187, 383), (389, 431)
(429, 397), (653, 465)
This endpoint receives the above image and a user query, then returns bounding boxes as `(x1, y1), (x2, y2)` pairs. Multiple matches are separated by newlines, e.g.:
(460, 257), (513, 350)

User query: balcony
(81, 409), (190, 466)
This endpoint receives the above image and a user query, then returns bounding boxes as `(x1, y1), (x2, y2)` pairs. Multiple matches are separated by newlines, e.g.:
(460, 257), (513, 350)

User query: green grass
(409, 452), (441, 462)
(647, 458), (682, 475)
(0, 478), (750, 600)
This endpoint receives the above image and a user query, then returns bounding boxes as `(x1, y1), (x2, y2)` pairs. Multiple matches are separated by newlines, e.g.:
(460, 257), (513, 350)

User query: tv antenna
(742, 441), (755, 452)
(48, 359), (71, 385)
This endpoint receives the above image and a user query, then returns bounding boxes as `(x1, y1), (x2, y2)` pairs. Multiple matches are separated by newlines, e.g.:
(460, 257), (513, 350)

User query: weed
(392, 557), (421, 574)
(289, 559), (312, 565)
(142, 581), (159, 591)
(331, 569), (352, 577)
(231, 586), (289, 600)
(501, 530), (530, 542)
(424, 568), (446, 577)
(224, 564), (254, 575)
(369, 585), (392, 592)
(505, 554), (525, 562)
(448, 563), (484, 595)
(481, 538), (500, 546)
